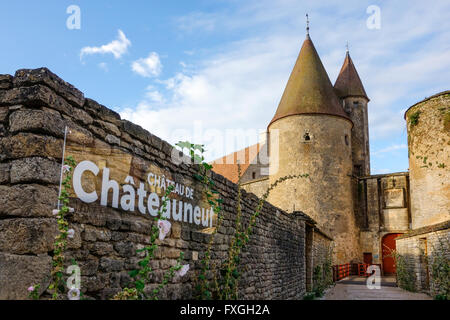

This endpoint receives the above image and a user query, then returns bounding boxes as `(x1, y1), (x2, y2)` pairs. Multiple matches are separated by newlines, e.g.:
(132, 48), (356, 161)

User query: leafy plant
(116, 184), (187, 300)
(49, 156), (77, 299)
(429, 238), (450, 300)
(177, 141), (309, 300)
(409, 110), (421, 127)
(386, 246), (416, 292)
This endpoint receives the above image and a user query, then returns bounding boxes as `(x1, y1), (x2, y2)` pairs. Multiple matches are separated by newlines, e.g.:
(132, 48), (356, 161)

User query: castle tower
(405, 91), (450, 229)
(267, 32), (361, 264)
(334, 49), (370, 177)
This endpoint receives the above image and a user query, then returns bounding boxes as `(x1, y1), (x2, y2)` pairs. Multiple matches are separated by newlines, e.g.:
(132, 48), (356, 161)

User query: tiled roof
(269, 35), (350, 127)
(211, 143), (261, 183)
(334, 51), (368, 100)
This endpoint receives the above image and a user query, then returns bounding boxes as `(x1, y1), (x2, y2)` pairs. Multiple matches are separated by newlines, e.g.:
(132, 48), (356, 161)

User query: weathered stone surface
(85, 242), (114, 256)
(0, 133), (63, 160)
(82, 225), (112, 242)
(0, 253), (52, 299)
(0, 163), (9, 183)
(72, 107), (93, 125)
(14, 68), (85, 107)
(0, 85), (73, 115)
(84, 98), (120, 125)
(10, 157), (60, 184)
(0, 74), (13, 90)
(95, 120), (121, 137)
(0, 218), (58, 254)
(121, 120), (151, 144)
(9, 109), (65, 137)
(114, 241), (135, 258)
(105, 134), (120, 146)
(78, 256), (99, 276)
(0, 106), (8, 122)
(81, 273), (108, 292)
(99, 257), (124, 272)
(0, 184), (58, 217)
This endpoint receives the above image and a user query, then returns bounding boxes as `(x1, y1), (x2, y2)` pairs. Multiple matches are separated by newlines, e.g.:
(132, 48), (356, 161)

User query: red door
(364, 253), (373, 265)
(382, 233), (403, 274)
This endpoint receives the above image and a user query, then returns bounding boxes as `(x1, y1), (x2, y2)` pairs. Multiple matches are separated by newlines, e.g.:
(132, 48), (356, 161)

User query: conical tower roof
(334, 51), (368, 100)
(269, 35), (350, 127)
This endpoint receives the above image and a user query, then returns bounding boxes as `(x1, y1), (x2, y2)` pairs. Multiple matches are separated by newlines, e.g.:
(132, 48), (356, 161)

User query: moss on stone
(409, 110), (421, 127)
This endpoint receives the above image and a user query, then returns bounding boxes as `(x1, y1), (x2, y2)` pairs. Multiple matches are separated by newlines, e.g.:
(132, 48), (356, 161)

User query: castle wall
(396, 222), (449, 295)
(0, 68), (309, 300)
(358, 173), (411, 265)
(241, 177), (269, 199)
(267, 114), (360, 264)
(406, 92), (450, 229)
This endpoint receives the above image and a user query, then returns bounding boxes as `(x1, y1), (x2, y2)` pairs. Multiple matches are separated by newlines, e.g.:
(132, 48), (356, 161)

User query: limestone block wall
(406, 91), (450, 229)
(358, 173), (411, 264)
(396, 222), (450, 295)
(0, 68), (308, 300)
(241, 177), (269, 199)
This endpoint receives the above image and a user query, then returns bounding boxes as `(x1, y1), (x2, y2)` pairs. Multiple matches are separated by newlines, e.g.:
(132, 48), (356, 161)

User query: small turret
(335, 49), (370, 177)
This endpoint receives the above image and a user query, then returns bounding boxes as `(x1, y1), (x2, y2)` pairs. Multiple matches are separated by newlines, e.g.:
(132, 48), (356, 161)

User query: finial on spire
(346, 41), (349, 53)
(306, 13), (310, 36)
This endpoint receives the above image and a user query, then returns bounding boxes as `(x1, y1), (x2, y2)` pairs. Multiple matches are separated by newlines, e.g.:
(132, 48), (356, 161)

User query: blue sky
(1, 0), (449, 174)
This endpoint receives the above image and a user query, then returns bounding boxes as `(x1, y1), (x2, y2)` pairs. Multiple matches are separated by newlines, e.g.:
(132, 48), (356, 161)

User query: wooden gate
(382, 233), (403, 274)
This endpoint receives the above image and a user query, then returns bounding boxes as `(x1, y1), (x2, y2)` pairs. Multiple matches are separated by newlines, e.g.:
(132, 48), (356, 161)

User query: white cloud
(120, 0), (450, 166)
(131, 52), (162, 77)
(373, 144), (408, 156)
(98, 62), (108, 72)
(80, 29), (131, 60)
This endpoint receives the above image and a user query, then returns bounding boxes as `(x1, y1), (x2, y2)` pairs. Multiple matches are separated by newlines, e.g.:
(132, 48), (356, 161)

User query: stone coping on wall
(396, 220), (450, 240)
(292, 211), (333, 241)
(404, 90), (450, 119)
(241, 176), (269, 186)
(358, 171), (409, 180)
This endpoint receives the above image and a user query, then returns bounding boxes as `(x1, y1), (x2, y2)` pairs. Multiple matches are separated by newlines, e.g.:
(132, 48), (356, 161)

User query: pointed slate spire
(269, 34), (350, 127)
(334, 50), (369, 100)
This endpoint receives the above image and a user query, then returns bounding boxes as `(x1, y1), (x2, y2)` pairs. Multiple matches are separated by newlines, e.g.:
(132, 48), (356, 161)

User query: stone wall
(0, 68), (309, 300)
(396, 222), (450, 295)
(241, 177), (269, 199)
(358, 173), (411, 265)
(406, 91), (450, 229)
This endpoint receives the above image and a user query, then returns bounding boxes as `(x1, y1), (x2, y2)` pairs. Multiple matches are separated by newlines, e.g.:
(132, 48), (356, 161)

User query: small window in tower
(354, 165), (362, 176)
(252, 172), (256, 179)
(353, 101), (359, 106)
(345, 135), (349, 146)
(303, 132), (311, 141)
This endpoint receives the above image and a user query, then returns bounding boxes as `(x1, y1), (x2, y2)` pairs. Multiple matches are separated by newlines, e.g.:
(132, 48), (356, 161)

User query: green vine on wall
(49, 156), (78, 299)
(429, 238), (450, 300)
(177, 141), (309, 300)
(386, 247), (416, 292)
(114, 184), (188, 300)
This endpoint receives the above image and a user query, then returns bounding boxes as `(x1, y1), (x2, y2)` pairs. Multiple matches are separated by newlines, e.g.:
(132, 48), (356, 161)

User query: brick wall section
(0, 68), (308, 300)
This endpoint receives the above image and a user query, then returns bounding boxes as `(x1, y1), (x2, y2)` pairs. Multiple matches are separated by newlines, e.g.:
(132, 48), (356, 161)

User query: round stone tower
(267, 34), (361, 264)
(405, 91), (450, 229)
